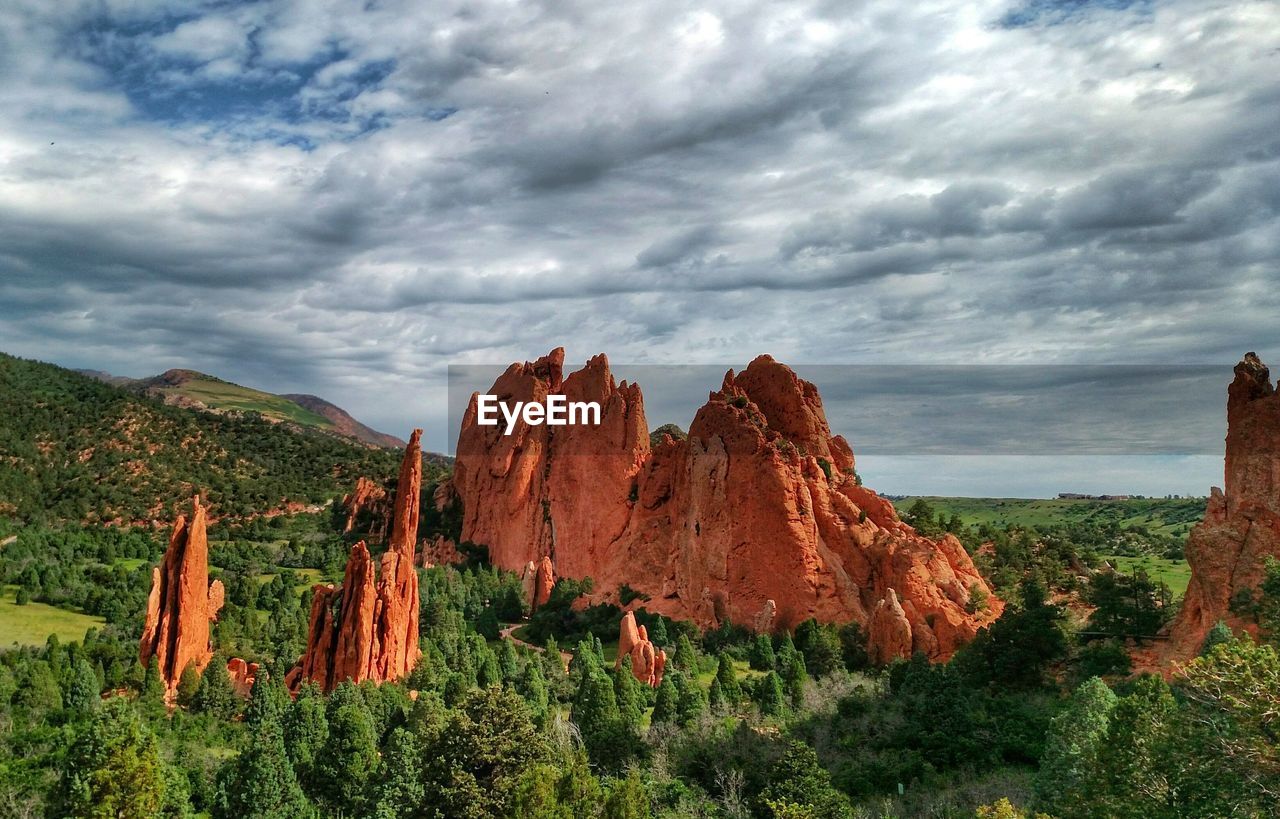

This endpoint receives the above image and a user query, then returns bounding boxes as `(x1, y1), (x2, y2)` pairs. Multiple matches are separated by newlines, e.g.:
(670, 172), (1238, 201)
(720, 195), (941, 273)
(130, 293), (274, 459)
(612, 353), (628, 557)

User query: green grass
(894, 496), (1204, 538)
(0, 585), (105, 646)
(1101, 554), (1193, 596)
(256, 568), (323, 594)
(154, 377), (335, 429)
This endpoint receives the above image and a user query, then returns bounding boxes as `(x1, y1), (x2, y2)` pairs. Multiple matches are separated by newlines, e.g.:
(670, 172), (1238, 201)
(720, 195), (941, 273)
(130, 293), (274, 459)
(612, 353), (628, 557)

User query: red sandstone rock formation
(451, 351), (1001, 662)
(227, 658), (259, 697)
(615, 612), (666, 687)
(288, 432), (423, 692)
(420, 534), (463, 567)
(1163, 353), (1280, 661)
(342, 476), (389, 536)
(139, 496), (224, 695)
(533, 556), (555, 609)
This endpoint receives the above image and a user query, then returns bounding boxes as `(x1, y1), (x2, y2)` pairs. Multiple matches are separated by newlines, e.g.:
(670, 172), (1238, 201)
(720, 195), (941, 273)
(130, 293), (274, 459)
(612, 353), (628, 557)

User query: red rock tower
(1163, 353), (1280, 661)
(139, 496), (224, 695)
(287, 431), (423, 691)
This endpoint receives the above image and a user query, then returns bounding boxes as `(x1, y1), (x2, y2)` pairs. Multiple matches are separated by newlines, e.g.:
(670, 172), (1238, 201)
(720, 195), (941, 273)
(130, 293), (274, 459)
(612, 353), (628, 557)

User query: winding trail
(499, 622), (573, 668)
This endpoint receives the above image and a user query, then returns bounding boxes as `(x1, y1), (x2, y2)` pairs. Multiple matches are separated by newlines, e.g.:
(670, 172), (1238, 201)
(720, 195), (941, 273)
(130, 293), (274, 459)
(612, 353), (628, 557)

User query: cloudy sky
(2, 0), (1277, 495)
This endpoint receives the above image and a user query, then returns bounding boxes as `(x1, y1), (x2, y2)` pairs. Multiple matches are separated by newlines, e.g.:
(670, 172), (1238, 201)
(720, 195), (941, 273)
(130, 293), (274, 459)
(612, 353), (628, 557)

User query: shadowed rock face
(342, 476), (389, 537)
(288, 431), (423, 692)
(1164, 353), (1280, 661)
(451, 351), (1002, 662)
(139, 496), (224, 695)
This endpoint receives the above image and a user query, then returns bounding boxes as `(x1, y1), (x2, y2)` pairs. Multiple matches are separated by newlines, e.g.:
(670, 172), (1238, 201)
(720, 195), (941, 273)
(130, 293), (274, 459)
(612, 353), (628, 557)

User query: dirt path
(499, 623), (573, 668)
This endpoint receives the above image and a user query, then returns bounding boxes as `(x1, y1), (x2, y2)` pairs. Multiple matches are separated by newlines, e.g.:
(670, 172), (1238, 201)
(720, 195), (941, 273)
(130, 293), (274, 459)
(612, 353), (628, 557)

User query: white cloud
(0, 0), (1277, 492)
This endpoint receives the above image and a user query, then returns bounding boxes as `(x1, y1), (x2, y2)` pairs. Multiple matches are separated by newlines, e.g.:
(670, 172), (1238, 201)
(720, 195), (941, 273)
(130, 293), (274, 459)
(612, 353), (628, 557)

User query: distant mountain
(282, 394), (406, 449)
(1, 352), (407, 525)
(77, 367), (403, 450)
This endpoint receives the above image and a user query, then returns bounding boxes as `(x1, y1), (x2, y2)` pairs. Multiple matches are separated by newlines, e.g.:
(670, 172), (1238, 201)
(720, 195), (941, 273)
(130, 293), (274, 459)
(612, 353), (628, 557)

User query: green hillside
(893, 496), (1205, 539)
(0, 352), (403, 524)
(145, 372), (337, 429)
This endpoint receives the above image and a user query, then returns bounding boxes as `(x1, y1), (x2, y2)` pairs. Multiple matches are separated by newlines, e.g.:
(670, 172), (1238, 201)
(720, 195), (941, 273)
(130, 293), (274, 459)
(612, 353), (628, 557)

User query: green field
(0, 586), (105, 646)
(893, 496), (1205, 538)
(154, 377), (335, 429)
(1101, 554), (1194, 596)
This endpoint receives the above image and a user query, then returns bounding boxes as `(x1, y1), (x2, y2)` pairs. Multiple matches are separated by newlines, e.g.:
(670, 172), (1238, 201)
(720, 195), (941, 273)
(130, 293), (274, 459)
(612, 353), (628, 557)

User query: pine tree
(314, 696), (379, 814)
(572, 667), (628, 768)
(675, 672), (707, 724)
(708, 678), (725, 710)
(176, 665), (200, 708)
(674, 635), (699, 673)
(245, 671), (289, 731)
(603, 767), (652, 819)
(648, 618), (669, 647)
(714, 655), (742, 703)
(498, 638), (521, 685)
(141, 656), (167, 715)
(193, 655), (239, 720)
(749, 634), (776, 671)
(651, 676), (679, 726)
(518, 661), (550, 725)
(55, 698), (169, 818)
(754, 671), (785, 717)
(371, 727), (424, 818)
(283, 686), (328, 790)
(1199, 620), (1234, 656)
(65, 658), (101, 714)
(613, 659), (645, 728)
(1035, 676), (1117, 815)
(213, 713), (312, 819)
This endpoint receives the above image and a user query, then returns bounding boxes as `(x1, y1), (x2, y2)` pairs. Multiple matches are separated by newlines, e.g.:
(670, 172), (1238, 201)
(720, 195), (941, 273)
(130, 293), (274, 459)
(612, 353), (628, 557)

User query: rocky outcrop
(420, 534), (462, 567)
(287, 432), (423, 692)
(341, 476), (390, 537)
(139, 496), (225, 696)
(227, 658), (259, 697)
(1164, 353), (1280, 661)
(616, 612), (666, 687)
(868, 589), (913, 665)
(533, 556), (554, 609)
(451, 351), (1001, 662)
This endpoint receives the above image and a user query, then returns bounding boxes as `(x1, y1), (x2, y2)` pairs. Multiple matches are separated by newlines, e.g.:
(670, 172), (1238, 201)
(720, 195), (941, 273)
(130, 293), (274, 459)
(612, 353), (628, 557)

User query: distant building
(1058, 493), (1132, 500)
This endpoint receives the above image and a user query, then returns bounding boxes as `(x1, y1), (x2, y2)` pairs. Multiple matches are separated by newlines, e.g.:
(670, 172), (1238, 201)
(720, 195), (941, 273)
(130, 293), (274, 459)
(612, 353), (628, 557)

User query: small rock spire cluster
(616, 611), (666, 687)
(139, 496), (224, 696)
(286, 431), (424, 692)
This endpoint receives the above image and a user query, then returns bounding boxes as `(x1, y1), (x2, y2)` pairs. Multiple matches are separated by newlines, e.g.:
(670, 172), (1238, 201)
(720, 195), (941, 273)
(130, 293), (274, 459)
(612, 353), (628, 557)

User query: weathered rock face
(616, 612), (666, 687)
(342, 476), (389, 537)
(421, 534), (462, 568)
(288, 432), (423, 692)
(451, 352), (1001, 662)
(140, 497), (225, 695)
(1164, 353), (1280, 661)
(226, 658), (259, 697)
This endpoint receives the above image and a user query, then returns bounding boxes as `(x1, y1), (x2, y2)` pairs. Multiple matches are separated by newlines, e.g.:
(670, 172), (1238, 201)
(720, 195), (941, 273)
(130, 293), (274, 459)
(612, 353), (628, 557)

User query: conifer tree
(749, 634), (776, 671)
(714, 655), (742, 702)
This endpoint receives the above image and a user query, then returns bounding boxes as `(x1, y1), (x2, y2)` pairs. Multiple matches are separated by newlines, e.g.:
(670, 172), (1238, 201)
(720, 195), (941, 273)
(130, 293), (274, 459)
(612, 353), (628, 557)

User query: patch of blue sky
(999, 0), (1155, 29)
(64, 13), (436, 144)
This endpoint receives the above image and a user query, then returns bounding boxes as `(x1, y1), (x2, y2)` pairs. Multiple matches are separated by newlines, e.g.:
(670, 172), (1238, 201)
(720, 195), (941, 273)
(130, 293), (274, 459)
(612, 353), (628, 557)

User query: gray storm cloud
(0, 0), (1277, 494)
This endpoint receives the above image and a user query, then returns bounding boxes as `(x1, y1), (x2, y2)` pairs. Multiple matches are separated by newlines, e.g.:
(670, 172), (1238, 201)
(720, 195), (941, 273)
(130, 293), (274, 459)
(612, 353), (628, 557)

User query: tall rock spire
(139, 496), (224, 695)
(1163, 354), (1280, 661)
(287, 431), (423, 691)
